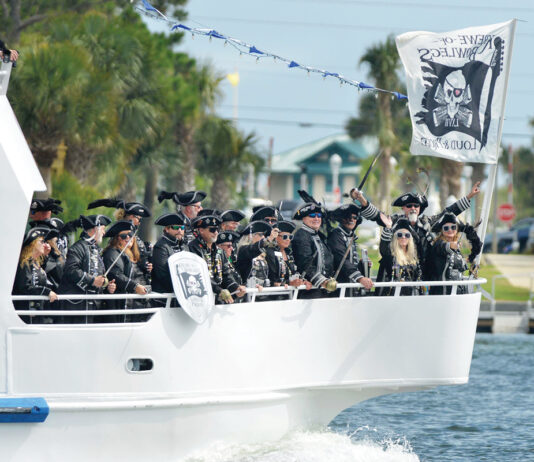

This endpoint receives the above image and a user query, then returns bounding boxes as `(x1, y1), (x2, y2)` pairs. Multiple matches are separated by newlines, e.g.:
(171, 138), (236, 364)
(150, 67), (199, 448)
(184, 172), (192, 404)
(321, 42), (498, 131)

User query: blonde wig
(19, 238), (43, 269)
(390, 229), (418, 266)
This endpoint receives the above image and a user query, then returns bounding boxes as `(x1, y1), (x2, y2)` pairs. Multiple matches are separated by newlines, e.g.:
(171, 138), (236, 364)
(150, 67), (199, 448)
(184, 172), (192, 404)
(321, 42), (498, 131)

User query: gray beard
(408, 212), (418, 224)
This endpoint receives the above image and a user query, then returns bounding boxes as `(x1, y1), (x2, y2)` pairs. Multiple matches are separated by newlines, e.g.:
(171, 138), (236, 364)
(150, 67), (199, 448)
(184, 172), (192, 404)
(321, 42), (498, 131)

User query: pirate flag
(396, 20), (516, 164)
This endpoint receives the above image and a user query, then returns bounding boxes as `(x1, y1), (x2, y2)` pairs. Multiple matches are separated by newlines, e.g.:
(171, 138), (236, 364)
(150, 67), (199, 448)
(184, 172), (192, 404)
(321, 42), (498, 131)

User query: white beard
(408, 212), (418, 224)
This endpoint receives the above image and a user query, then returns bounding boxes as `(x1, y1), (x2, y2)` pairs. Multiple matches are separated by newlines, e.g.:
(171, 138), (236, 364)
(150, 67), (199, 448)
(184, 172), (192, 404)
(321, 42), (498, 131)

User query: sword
(358, 149), (383, 191)
(103, 228), (139, 281)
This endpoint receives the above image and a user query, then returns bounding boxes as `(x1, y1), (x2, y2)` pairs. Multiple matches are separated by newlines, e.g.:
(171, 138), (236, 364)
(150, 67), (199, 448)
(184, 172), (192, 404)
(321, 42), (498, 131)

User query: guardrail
(11, 279), (487, 322)
(482, 272), (534, 312)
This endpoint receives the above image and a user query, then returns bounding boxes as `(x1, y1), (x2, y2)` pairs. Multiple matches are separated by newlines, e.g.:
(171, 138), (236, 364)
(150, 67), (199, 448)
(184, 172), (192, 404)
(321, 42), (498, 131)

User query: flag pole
(475, 19), (517, 265)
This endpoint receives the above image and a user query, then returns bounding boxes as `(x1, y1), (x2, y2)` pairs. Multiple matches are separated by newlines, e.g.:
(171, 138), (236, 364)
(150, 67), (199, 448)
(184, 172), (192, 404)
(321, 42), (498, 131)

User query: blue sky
(147, 0), (534, 157)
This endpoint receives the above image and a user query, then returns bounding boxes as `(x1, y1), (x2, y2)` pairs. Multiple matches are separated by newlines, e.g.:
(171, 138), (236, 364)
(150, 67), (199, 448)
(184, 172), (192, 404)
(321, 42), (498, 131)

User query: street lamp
(329, 153), (342, 204)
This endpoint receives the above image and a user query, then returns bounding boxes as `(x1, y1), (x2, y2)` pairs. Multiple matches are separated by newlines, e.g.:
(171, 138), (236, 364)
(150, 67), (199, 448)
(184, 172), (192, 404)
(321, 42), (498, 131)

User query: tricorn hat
(104, 220), (135, 238)
(197, 208), (221, 217)
(87, 198), (151, 218)
(221, 209), (246, 223)
(30, 198), (63, 214)
(251, 206), (279, 222)
(241, 220), (272, 236)
(392, 192), (428, 213)
(22, 226), (57, 246)
(293, 202), (325, 220)
(80, 214), (111, 231)
(330, 203), (361, 222)
(192, 215), (222, 228)
(276, 220), (296, 234)
(432, 212), (458, 233)
(216, 230), (241, 245)
(154, 213), (185, 227)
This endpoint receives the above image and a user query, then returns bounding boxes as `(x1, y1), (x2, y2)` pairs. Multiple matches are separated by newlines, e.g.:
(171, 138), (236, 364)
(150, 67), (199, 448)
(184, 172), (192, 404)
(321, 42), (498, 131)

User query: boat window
(126, 358), (153, 372)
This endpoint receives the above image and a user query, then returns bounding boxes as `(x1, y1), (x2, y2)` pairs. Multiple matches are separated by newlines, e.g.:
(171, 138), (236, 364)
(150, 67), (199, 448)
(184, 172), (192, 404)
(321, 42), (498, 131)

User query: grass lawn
(477, 262), (531, 302)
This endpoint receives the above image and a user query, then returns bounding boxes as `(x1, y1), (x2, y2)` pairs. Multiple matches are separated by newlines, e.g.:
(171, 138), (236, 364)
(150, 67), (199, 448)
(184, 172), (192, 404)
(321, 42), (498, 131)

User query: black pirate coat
(188, 237), (240, 296)
(43, 250), (64, 291)
(380, 195), (472, 276)
(376, 254), (423, 296)
(13, 260), (54, 311)
(152, 232), (185, 295)
(265, 246), (299, 286)
(292, 225), (334, 288)
(428, 240), (469, 295)
(327, 226), (365, 284)
(236, 239), (268, 283)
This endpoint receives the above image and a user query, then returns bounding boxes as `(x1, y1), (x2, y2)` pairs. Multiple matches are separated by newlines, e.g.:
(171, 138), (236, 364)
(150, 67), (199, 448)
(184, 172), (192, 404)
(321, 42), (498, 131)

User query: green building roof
(270, 133), (378, 174)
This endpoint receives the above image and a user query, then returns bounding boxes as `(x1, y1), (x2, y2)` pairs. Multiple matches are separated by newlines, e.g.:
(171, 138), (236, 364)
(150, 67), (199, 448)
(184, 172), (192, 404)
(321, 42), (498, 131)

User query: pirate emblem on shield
(167, 252), (214, 324)
(415, 36), (503, 148)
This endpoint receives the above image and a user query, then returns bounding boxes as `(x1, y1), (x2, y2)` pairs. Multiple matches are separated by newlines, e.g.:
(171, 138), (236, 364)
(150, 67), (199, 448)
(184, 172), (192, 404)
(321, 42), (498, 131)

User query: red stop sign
(497, 203), (516, 222)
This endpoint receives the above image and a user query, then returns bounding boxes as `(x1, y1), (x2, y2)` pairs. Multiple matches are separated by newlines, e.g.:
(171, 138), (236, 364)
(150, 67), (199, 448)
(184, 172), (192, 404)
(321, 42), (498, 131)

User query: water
(185, 334), (534, 461)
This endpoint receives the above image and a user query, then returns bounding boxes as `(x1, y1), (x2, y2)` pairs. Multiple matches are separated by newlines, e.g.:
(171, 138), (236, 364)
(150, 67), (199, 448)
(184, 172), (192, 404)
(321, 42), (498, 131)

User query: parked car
(512, 217), (534, 252)
(483, 230), (516, 253)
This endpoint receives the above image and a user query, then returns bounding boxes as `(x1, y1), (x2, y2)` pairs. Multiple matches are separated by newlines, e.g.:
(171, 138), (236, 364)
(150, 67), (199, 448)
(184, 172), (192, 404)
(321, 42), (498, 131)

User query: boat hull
(0, 293), (480, 461)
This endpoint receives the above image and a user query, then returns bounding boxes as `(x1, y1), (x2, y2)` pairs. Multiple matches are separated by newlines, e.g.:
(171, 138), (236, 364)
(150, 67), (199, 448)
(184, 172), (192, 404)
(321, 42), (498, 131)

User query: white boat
(0, 61), (484, 461)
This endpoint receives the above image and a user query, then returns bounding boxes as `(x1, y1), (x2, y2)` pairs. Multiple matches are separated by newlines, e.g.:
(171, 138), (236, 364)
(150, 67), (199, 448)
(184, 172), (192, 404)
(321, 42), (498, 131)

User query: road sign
(497, 203), (516, 222)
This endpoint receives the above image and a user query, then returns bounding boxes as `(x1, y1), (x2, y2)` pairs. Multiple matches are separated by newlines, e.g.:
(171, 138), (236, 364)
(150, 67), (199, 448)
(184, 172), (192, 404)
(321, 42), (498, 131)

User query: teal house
(268, 133), (378, 204)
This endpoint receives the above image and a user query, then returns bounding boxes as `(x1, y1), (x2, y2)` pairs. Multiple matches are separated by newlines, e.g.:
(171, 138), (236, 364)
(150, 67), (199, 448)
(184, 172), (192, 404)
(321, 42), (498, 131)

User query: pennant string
(135, 1), (408, 100)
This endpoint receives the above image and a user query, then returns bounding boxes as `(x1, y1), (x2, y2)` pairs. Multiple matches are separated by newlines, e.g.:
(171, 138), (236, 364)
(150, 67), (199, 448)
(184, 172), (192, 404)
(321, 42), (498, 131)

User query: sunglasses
(208, 227), (219, 233)
(280, 234), (293, 240)
(219, 243), (233, 248)
(118, 232), (133, 240)
(405, 204), (420, 209)
(442, 225), (457, 232)
(264, 218), (277, 223)
(170, 225), (185, 230)
(396, 232), (411, 239)
(308, 213), (322, 218)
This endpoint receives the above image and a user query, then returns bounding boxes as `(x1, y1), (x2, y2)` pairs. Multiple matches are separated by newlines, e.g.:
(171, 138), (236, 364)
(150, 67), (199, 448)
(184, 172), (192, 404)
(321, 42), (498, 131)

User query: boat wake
(183, 429), (419, 462)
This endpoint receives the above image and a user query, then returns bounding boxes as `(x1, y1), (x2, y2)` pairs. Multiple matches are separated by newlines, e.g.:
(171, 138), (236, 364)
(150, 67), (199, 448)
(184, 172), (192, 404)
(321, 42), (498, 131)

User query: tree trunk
(439, 158), (464, 208)
(174, 125), (196, 192)
(378, 147), (392, 212)
(8, 0), (21, 43)
(210, 174), (230, 210)
(470, 162), (486, 222)
(140, 166), (158, 242)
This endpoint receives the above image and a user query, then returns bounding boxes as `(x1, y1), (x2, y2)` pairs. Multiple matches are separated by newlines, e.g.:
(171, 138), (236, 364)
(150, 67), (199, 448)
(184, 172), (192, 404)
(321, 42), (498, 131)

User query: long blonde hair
(390, 229), (418, 266)
(19, 238), (43, 269)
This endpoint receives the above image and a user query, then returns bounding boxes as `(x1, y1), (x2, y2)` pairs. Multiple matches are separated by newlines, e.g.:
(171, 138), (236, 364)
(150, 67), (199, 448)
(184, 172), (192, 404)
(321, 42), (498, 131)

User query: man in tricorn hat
(158, 190), (207, 244)
(381, 181), (481, 278)
(151, 213), (187, 306)
(88, 198), (153, 287)
(292, 202), (336, 298)
(58, 214), (116, 323)
(220, 210), (246, 232)
(188, 214), (246, 304)
(27, 198), (63, 229)
(327, 203), (374, 294)
(216, 230), (244, 301)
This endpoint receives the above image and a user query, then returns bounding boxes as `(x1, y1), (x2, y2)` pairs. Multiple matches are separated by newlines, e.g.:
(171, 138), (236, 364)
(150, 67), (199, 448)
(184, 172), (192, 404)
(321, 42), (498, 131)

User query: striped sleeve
(309, 271), (327, 288)
(381, 227), (393, 243)
(360, 202), (379, 220)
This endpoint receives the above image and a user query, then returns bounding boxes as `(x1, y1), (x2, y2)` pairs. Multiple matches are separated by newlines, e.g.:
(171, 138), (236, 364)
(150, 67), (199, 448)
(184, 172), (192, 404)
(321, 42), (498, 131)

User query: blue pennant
(322, 72), (340, 78)
(249, 46), (264, 55)
(288, 61), (299, 68)
(358, 82), (374, 89)
(393, 92), (408, 100)
(208, 30), (226, 40)
(172, 24), (190, 31)
(142, 0), (157, 13)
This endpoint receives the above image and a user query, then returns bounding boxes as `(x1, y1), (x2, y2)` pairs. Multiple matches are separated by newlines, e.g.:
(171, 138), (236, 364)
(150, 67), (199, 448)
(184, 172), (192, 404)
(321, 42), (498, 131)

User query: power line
(192, 16), (534, 38)
(231, 116), (534, 138)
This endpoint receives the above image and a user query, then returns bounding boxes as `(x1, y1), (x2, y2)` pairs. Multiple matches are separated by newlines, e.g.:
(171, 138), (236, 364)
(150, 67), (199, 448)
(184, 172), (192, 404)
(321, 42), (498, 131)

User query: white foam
(184, 430), (420, 462)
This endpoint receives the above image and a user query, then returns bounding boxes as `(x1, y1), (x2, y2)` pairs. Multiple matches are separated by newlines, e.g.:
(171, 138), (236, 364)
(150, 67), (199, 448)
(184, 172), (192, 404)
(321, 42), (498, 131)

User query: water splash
(184, 430), (419, 462)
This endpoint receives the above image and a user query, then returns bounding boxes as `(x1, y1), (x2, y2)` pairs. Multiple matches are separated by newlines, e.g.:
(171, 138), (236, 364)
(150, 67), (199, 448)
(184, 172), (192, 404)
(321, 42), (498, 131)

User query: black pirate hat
(276, 220), (296, 234)
(431, 212), (458, 233)
(330, 203), (361, 222)
(30, 198), (63, 214)
(197, 208), (221, 217)
(392, 192), (428, 213)
(154, 213), (185, 227)
(192, 215), (222, 229)
(293, 202), (325, 220)
(87, 198), (151, 218)
(241, 220), (272, 236)
(251, 206), (279, 222)
(216, 230), (241, 245)
(104, 220), (135, 238)
(22, 227), (58, 246)
(221, 209), (246, 223)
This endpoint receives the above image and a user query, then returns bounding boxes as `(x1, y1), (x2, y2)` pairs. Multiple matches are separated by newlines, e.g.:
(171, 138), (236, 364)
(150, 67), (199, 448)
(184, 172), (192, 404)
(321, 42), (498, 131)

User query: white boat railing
(10, 279), (487, 321)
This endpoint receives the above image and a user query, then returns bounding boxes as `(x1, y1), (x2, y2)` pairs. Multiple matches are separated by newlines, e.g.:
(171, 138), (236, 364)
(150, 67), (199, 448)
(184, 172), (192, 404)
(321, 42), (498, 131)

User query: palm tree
(351, 36), (403, 211)
(196, 117), (262, 209)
